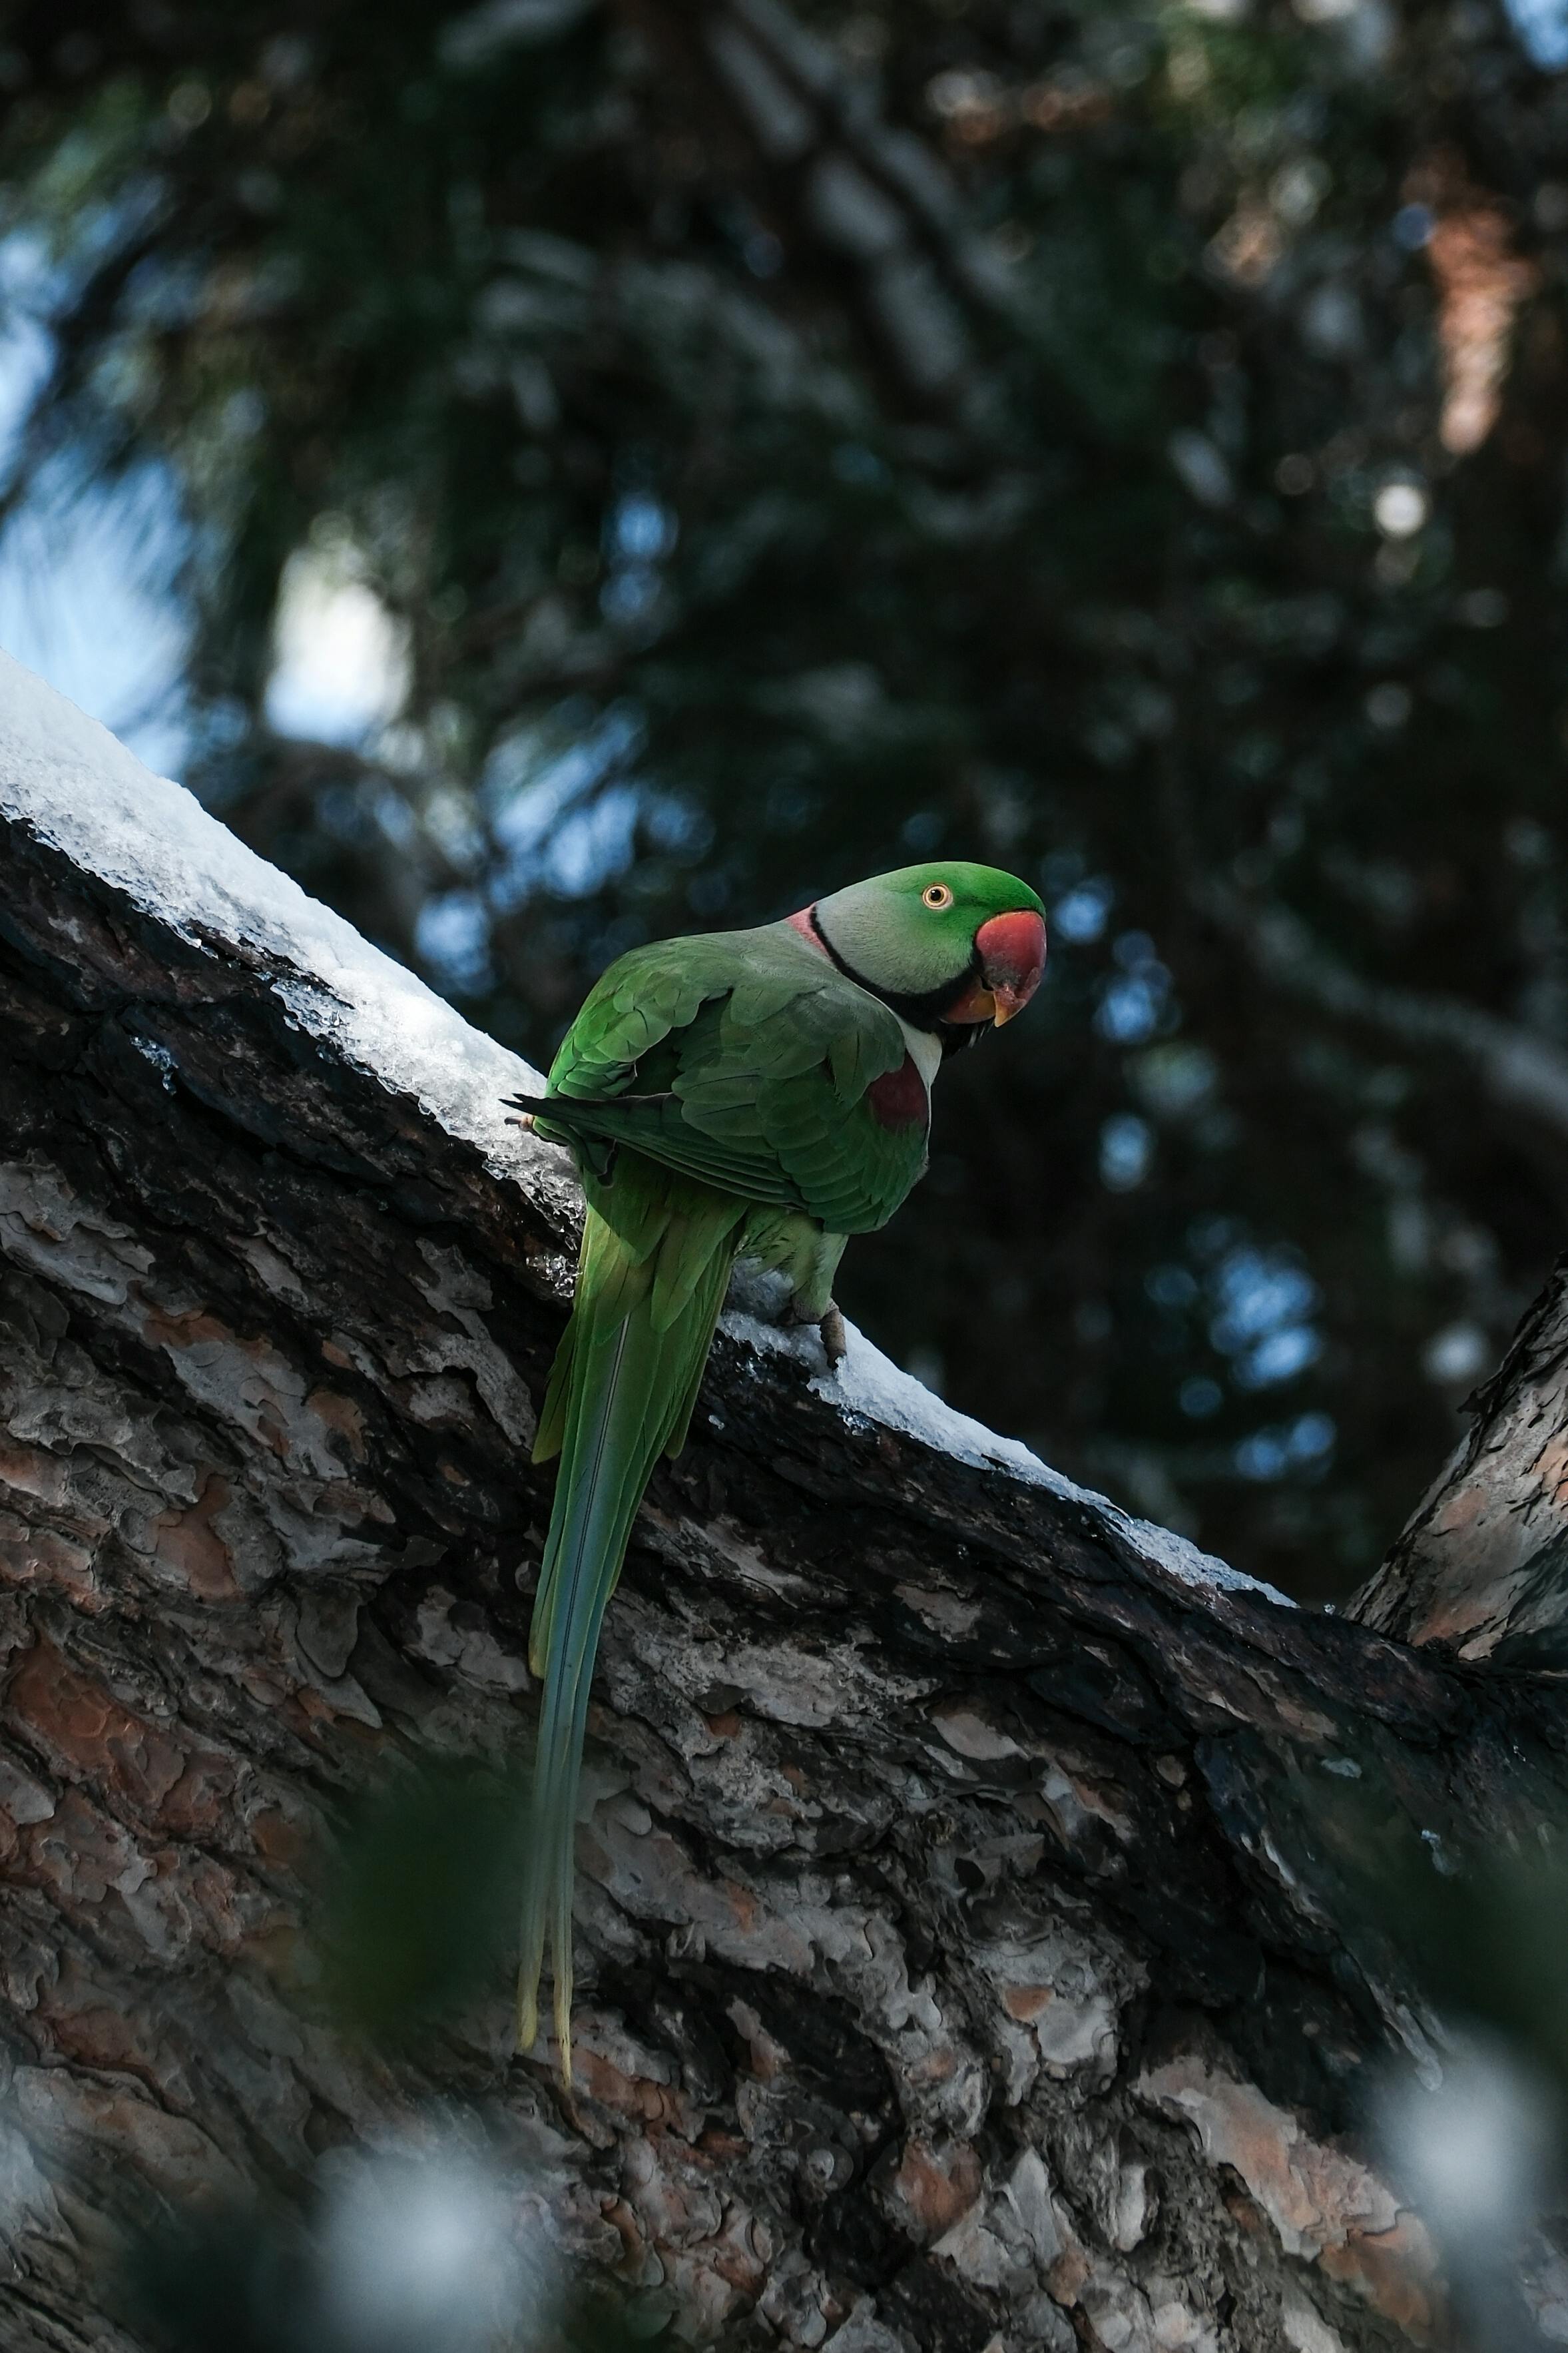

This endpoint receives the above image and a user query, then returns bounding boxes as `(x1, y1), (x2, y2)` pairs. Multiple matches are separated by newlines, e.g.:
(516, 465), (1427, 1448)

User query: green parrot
(506, 861), (1047, 2081)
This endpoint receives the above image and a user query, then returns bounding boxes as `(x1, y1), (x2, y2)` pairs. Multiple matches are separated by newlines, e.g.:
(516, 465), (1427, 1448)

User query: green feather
(518, 1160), (748, 2083)
(515, 922), (927, 1236)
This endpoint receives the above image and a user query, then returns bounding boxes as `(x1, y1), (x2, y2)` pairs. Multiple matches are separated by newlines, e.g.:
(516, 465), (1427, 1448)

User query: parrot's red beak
(946, 908), (1047, 1026)
(978, 908), (1047, 1024)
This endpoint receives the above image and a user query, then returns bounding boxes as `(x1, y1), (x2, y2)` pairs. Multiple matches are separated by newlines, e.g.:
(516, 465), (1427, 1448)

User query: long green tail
(519, 1161), (747, 2084)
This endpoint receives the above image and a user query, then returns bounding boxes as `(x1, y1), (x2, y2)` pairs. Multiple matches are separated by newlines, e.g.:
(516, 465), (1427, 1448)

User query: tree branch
(1350, 1255), (1568, 1658)
(695, 0), (1037, 426)
(2, 655), (1566, 2352)
(1202, 878), (1568, 1141)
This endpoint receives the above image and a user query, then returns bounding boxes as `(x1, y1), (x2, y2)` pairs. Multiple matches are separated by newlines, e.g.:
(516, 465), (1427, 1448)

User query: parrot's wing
(531, 925), (931, 1233)
(678, 964), (931, 1233)
(545, 933), (735, 1100)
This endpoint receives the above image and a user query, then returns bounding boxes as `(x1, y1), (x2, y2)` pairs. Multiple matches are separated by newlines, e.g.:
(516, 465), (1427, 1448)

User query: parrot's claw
(781, 1295), (846, 1367)
(506, 1112), (537, 1132)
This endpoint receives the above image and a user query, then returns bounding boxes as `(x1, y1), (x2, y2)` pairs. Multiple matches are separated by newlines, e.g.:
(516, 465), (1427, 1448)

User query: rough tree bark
(1350, 1259), (1568, 1664)
(3, 664), (1567, 2353)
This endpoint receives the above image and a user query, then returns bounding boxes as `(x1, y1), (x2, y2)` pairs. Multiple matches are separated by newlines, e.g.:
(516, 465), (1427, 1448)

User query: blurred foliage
(123, 2204), (314, 2353)
(116, 1754), (656, 2353)
(1316, 1767), (1568, 2107)
(123, 2197), (654, 2353)
(308, 1756), (525, 2045)
(8, 0), (1568, 1594)
(1304, 1767), (1568, 2348)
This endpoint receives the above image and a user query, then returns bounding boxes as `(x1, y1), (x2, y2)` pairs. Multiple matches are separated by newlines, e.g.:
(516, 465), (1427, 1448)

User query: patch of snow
(1125, 1509), (1292, 1606)
(727, 1311), (1292, 1608)
(0, 651), (545, 1173)
(822, 1321), (1083, 1495)
(0, 652), (1289, 1611)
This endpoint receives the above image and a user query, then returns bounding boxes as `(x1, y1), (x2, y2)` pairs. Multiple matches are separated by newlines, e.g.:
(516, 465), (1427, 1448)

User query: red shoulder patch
(786, 906), (830, 956)
(868, 1053), (929, 1133)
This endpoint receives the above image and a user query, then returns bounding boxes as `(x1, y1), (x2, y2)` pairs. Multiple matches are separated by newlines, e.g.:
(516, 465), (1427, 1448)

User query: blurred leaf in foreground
(308, 1755), (529, 2043)
(117, 2145), (654, 2353)
(1306, 1768), (1568, 2350)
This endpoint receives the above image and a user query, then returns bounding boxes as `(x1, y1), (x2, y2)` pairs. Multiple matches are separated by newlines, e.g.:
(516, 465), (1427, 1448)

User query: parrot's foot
(784, 1297), (846, 1367)
(506, 1111), (537, 1132)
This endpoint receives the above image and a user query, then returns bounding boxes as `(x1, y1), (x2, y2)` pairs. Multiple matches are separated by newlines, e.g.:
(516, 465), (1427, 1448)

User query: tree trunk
(2, 659), (1565, 2353)
(1348, 1257), (1568, 1665)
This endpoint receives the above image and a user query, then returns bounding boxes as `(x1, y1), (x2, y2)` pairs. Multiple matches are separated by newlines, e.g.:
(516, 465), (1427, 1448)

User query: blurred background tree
(4, 0), (1568, 1600)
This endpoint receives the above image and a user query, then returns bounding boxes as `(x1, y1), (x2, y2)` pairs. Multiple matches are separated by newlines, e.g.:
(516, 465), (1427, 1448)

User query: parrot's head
(795, 862), (1047, 1045)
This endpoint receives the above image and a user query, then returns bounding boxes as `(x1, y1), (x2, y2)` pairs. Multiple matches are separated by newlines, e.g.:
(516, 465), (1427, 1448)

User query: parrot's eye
(921, 882), (954, 910)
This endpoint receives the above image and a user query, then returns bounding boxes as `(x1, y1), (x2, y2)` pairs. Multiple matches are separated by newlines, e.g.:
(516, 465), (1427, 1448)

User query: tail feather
(519, 1167), (745, 2083)
(533, 1317), (575, 1465)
